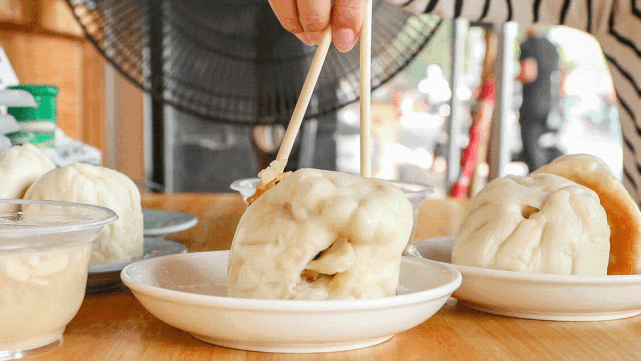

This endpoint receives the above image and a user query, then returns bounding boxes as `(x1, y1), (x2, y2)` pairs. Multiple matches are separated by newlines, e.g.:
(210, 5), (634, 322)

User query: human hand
(268, 0), (366, 52)
(517, 59), (538, 84)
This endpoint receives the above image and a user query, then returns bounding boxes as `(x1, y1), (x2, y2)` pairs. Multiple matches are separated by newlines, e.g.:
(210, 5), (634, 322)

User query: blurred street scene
(336, 22), (621, 197)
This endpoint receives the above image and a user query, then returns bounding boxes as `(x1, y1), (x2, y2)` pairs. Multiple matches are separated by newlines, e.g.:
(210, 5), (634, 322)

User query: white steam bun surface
(0, 144), (55, 211)
(23, 163), (143, 265)
(228, 169), (414, 300)
(453, 174), (610, 275)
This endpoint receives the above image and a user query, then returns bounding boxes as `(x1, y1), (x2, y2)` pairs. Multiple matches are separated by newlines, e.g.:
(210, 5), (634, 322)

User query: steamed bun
(228, 169), (414, 300)
(0, 144), (55, 211)
(533, 154), (641, 275)
(453, 173), (610, 275)
(23, 163), (143, 265)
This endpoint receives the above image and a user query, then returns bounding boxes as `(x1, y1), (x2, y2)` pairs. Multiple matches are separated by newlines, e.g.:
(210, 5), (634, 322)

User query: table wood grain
(38, 193), (641, 361)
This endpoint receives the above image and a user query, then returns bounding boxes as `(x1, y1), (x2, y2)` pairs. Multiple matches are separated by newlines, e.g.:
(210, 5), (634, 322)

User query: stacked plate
(87, 209), (197, 293)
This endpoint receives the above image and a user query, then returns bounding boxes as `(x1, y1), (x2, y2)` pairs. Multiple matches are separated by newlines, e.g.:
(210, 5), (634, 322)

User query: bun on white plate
(23, 162), (143, 265)
(228, 168), (414, 300)
(453, 173), (611, 275)
(0, 144), (55, 211)
(534, 154), (641, 275)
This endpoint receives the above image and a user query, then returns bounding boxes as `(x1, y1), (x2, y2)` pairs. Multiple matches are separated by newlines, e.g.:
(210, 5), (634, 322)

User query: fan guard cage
(67, 0), (442, 125)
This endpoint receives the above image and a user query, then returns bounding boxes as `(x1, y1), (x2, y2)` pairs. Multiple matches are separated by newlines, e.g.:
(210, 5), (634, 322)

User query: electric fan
(66, 0), (442, 125)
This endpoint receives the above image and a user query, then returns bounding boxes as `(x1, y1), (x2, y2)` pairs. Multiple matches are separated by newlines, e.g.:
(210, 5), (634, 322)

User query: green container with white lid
(7, 85), (58, 148)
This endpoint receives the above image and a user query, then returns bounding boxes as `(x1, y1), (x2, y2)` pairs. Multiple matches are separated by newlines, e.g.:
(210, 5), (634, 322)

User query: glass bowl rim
(0, 199), (119, 237)
(387, 179), (434, 196)
(231, 177), (434, 194)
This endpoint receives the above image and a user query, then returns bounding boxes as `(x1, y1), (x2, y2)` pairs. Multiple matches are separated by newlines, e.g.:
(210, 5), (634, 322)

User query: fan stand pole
(275, 27), (333, 170)
(360, 0), (373, 178)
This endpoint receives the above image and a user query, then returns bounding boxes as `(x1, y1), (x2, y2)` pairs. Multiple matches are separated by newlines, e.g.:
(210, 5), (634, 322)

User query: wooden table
(40, 194), (641, 360)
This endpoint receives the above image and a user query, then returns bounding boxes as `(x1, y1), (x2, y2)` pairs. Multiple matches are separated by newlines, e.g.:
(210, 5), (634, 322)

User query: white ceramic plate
(143, 209), (199, 237)
(87, 238), (187, 294)
(121, 251), (461, 353)
(405, 237), (641, 321)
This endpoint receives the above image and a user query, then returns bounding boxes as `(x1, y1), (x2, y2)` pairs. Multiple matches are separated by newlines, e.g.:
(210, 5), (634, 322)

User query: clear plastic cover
(0, 200), (118, 252)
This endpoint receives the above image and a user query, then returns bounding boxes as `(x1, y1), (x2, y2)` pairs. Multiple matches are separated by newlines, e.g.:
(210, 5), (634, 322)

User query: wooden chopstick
(360, 0), (373, 178)
(275, 26), (333, 171)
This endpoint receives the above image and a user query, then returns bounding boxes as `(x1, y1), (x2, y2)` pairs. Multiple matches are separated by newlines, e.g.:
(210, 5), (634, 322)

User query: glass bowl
(0, 200), (118, 361)
(384, 180), (433, 242)
(230, 177), (432, 242)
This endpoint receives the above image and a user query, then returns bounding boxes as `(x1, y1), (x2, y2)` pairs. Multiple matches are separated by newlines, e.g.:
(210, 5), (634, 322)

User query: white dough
(0, 144), (55, 211)
(23, 163), (143, 265)
(228, 168), (414, 300)
(453, 174), (611, 275)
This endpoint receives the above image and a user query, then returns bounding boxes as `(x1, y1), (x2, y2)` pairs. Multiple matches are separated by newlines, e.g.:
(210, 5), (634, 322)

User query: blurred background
(0, 0), (621, 197)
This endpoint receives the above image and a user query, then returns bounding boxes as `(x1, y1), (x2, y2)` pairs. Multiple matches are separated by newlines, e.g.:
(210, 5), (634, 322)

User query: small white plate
(405, 237), (641, 321)
(121, 251), (461, 353)
(143, 209), (199, 237)
(87, 238), (187, 294)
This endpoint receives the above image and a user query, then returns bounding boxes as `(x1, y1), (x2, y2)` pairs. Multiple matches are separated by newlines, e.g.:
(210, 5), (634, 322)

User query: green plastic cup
(7, 85), (58, 148)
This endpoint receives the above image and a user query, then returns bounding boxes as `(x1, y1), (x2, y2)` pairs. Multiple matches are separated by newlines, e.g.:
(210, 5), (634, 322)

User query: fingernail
(335, 28), (355, 52)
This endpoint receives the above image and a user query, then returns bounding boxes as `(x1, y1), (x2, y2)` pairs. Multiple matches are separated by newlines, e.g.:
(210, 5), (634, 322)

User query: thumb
(332, 0), (366, 52)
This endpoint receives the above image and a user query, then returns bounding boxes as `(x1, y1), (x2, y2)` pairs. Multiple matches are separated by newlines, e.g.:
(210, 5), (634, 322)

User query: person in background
(268, 0), (641, 205)
(517, 26), (561, 172)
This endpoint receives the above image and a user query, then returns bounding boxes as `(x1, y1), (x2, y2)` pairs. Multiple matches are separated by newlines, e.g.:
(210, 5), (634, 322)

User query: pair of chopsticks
(275, 0), (373, 178)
